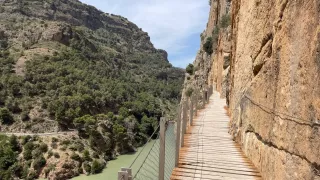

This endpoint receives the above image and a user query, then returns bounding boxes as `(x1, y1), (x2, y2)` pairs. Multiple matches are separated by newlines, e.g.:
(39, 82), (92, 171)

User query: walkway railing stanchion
(121, 168), (132, 180)
(118, 170), (128, 180)
(186, 96), (190, 125)
(181, 101), (187, 147)
(203, 90), (206, 108)
(206, 87), (210, 103)
(159, 117), (166, 180)
(190, 96), (194, 126)
(175, 106), (181, 167)
(195, 91), (198, 117)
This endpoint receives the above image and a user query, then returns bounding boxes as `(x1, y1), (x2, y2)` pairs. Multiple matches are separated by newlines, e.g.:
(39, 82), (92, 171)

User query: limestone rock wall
(229, 0), (320, 179)
(182, 0), (320, 179)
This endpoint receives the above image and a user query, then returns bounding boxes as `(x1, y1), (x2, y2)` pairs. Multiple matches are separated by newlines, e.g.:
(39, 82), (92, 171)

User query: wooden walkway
(171, 92), (262, 180)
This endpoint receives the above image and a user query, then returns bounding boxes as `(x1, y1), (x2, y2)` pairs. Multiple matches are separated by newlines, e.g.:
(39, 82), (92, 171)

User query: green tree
(33, 156), (46, 172)
(9, 135), (20, 152)
(186, 64), (194, 75)
(91, 160), (104, 174)
(203, 37), (213, 54)
(0, 108), (14, 124)
(82, 150), (91, 161)
(0, 146), (17, 170)
(220, 14), (231, 28)
(185, 88), (194, 97)
(39, 143), (48, 153)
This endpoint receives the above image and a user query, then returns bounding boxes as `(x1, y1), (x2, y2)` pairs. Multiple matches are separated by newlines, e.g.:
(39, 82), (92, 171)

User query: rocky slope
(0, 0), (184, 179)
(182, 0), (320, 179)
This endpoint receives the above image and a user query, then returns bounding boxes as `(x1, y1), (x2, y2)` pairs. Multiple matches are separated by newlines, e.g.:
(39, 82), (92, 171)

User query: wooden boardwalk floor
(171, 92), (262, 180)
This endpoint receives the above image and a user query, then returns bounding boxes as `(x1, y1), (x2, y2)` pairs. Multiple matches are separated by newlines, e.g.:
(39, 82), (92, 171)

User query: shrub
(185, 88), (194, 97)
(203, 37), (213, 54)
(44, 164), (55, 177)
(9, 162), (23, 178)
(83, 161), (91, 174)
(92, 151), (99, 159)
(71, 153), (82, 162)
(220, 14), (231, 28)
(0, 108), (14, 124)
(60, 139), (71, 146)
(47, 150), (53, 158)
(33, 156), (46, 172)
(91, 160), (104, 174)
(23, 149), (32, 160)
(39, 143), (48, 152)
(21, 111), (30, 121)
(9, 135), (20, 152)
(51, 137), (58, 143)
(82, 150), (91, 161)
(60, 145), (67, 151)
(32, 148), (43, 159)
(24, 142), (34, 151)
(53, 152), (60, 158)
(186, 64), (194, 75)
(27, 169), (38, 180)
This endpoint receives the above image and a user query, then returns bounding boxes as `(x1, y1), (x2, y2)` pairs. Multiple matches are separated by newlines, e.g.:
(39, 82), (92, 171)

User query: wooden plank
(171, 91), (261, 180)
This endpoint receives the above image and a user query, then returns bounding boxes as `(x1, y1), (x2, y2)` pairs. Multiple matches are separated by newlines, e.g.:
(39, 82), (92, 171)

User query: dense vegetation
(186, 64), (194, 75)
(0, 0), (185, 178)
(203, 37), (213, 54)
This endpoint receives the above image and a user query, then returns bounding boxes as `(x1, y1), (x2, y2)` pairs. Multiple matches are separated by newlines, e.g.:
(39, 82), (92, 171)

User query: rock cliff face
(182, 0), (320, 179)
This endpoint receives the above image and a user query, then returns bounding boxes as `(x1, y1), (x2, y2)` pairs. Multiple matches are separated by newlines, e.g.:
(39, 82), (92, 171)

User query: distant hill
(0, 0), (184, 179)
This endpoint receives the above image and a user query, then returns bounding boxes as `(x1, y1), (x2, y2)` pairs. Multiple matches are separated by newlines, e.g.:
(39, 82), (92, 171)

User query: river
(72, 140), (155, 180)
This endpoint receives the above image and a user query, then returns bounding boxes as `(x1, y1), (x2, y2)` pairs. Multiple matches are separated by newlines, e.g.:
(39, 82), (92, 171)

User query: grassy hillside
(0, 0), (184, 179)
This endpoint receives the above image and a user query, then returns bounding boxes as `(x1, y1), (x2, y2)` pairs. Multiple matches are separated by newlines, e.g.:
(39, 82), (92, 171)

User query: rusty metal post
(175, 106), (181, 167)
(159, 117), (166, 180)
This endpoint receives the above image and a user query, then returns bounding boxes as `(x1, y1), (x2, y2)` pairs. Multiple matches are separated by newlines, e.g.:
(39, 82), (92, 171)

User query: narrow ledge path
(171, 92), (262, 180)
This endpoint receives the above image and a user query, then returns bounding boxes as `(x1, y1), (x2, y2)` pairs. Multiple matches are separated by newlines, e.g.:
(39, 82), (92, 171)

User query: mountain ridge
(0, 0), (184, 179)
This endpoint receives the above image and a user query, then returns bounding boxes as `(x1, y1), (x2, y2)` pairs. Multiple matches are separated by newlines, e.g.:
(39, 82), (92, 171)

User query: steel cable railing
(164, 123), (176, 180)
(132, 122), (176, 180)
(118, 85), (213, 180)
(134, 133), (160, 180)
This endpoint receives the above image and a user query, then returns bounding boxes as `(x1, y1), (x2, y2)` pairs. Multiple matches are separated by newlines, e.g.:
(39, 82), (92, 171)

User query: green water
(73, 140), (155, 180)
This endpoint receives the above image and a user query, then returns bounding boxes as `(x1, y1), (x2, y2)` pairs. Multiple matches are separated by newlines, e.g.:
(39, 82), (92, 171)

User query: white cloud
(80, 0), (209, 67)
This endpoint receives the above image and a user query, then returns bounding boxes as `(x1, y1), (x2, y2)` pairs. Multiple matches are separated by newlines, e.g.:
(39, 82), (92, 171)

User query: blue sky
(80, 0), (210, 68)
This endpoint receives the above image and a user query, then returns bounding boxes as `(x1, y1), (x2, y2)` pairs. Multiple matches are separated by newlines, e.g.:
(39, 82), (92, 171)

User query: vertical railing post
(202, 90), (206, 108)
(195, 91), (198, 117)
(118, 171), (128, 180)
(121, 168), (132, 180)
(175, 106), (181, 167)
(206, 87), (209, 103)
(189, 96), (194, 126)
(186, 97), (189, 126)
(159, 117), (166, 180)
(181, 101), (187, 147)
